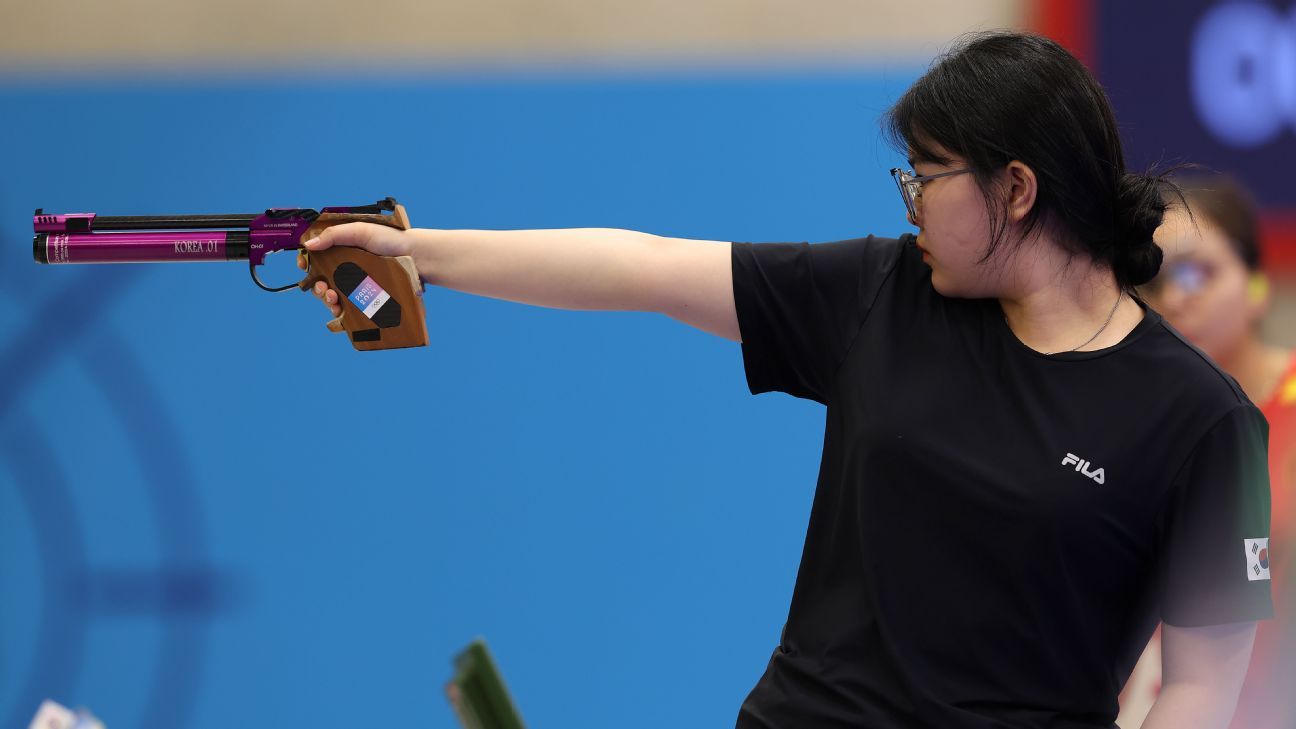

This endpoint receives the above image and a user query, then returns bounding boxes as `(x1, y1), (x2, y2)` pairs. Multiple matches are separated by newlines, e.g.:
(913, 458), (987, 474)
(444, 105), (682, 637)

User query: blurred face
(905, 148), (1009, 298)
(1145, 205), (1262, 361)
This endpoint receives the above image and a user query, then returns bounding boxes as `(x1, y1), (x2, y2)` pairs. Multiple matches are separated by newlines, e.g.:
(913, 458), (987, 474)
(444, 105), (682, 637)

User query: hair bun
(1112, 173), (1167, 287)
(1113, 238), (1164, 288)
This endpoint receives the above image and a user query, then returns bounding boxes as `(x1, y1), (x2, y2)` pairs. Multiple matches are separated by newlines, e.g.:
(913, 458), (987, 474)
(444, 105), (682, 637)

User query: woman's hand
(296, 222), (419, 318)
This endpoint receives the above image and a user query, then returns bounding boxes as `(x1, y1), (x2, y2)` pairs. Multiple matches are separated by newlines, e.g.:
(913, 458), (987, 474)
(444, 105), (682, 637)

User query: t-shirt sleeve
(1157, 403), (1274, 627)
(730, 235), (906, 404)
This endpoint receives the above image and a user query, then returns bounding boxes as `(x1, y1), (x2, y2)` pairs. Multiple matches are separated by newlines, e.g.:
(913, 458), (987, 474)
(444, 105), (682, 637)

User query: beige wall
(0, 0), (1024, 72)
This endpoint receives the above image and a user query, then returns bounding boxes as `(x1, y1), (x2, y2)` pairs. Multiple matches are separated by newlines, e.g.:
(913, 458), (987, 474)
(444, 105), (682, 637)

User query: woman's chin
(928, 269), (953, 295)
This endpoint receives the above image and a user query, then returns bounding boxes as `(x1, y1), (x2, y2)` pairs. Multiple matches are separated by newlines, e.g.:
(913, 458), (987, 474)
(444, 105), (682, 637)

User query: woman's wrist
(406, 227), (446, 286)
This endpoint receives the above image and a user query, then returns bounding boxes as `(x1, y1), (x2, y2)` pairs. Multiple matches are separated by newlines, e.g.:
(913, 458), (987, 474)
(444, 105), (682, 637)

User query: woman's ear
(1003, 160), (1038, 224)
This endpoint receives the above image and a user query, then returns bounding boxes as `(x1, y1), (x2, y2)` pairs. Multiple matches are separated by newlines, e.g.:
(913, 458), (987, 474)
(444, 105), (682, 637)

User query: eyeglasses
(890, 167), (973, 221)
(1145, 259), (1213, 296)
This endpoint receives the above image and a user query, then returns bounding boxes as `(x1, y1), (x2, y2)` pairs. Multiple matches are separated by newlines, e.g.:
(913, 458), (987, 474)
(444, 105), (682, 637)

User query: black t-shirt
(730, 234), (1273, 729)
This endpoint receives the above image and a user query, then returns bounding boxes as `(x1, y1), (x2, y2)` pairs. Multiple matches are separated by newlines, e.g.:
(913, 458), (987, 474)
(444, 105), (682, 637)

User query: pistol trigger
(248, 259), (298, 293)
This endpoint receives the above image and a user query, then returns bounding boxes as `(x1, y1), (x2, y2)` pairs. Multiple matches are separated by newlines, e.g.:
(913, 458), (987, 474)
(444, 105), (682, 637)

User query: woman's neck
(997, 239), (1143, 355)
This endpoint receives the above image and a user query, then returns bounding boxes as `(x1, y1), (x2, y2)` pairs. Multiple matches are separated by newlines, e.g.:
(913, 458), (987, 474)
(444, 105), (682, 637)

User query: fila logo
(1061, 453), (1106, 484)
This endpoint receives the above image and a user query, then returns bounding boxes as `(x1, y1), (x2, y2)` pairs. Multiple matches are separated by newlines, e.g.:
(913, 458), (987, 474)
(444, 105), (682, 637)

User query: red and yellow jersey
(1258, 353), (1295, 630)
(1262, 354), (1296, 562)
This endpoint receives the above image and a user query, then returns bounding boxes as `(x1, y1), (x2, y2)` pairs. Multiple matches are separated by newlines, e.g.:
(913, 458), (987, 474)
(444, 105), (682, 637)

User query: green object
(445, 639), (526, 729)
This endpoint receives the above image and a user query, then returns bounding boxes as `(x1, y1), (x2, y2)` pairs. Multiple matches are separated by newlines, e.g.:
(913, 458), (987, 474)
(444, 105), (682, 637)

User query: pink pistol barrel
(32, 199), (430, 351)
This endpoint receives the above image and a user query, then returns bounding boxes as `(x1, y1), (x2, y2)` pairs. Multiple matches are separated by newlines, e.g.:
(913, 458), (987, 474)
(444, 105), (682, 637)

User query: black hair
(885, 31), (1174, 289)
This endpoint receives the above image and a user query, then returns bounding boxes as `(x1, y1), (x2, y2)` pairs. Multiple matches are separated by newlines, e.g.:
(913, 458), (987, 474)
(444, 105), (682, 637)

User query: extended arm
(304, 225), (741, 341)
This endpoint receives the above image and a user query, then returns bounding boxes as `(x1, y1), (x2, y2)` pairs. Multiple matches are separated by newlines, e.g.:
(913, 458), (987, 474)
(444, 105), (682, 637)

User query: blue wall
(0, 68), (920, 728)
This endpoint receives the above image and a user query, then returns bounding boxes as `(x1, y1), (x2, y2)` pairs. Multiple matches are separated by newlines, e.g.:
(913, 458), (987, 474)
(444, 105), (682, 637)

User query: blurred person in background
(301, 33), (1272, 729)
(1120, 175), (1295, 729)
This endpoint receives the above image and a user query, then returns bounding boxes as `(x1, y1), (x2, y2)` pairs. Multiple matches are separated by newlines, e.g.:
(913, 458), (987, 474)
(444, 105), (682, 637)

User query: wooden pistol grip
(299, 246), (429, 351)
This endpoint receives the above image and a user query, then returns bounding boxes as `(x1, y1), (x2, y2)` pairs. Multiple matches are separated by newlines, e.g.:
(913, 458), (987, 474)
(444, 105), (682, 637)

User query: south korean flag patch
(1245, 538), (1271, 581)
